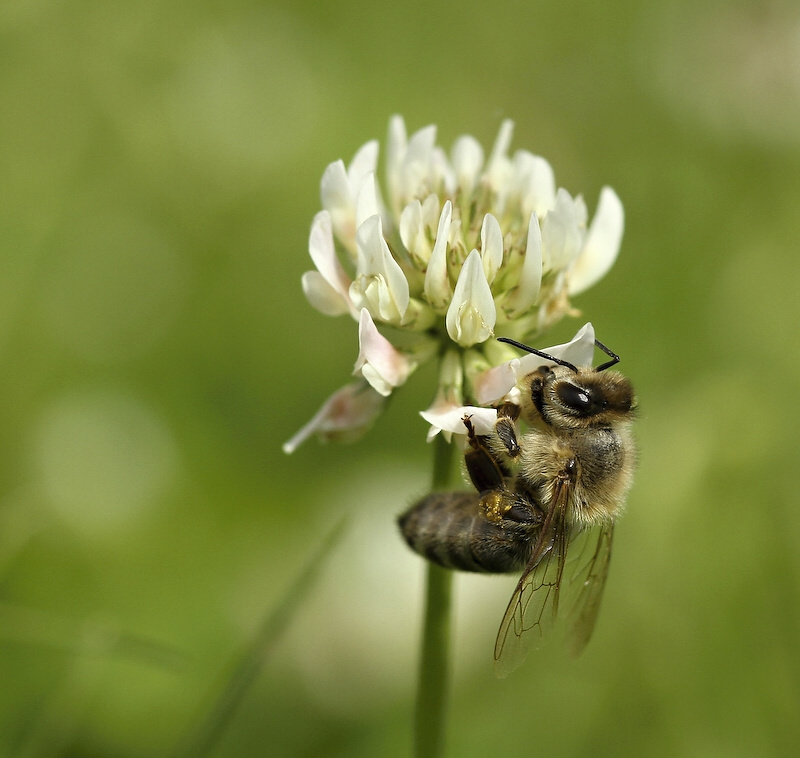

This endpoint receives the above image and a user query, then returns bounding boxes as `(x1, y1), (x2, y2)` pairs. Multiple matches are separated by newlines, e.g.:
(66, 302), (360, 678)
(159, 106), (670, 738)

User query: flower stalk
(415, 433), (456, 758)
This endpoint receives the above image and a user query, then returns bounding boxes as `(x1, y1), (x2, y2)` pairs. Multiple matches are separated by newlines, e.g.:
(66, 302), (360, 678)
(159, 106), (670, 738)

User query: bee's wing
(563, 520), (614, 658)
(493, 478), (571, 678)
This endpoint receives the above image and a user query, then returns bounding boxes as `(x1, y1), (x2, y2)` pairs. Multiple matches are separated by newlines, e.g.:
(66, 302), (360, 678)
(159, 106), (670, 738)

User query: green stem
(415, 434), (456, 758)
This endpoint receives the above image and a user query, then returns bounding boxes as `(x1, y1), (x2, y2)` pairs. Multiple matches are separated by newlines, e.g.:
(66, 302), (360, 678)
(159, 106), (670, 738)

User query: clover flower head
(286, 116), (624, 450)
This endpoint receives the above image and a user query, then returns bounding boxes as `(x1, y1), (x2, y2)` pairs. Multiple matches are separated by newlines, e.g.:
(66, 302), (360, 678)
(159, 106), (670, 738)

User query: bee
(398, 335), (636, 675)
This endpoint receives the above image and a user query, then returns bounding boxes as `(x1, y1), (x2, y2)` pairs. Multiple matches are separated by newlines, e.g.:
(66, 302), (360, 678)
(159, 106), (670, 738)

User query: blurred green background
(2, 0), (800, 755)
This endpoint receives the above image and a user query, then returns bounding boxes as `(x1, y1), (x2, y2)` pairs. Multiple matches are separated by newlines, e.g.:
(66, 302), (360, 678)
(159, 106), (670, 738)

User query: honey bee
(399, 335), (636, 675)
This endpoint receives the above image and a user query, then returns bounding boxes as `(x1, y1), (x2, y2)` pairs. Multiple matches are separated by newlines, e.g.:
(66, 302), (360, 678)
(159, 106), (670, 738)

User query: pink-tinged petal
(420, 405), (498, 439)
(282, 381), (386, 453)
(568, 186), (624, 296)
(472, 323), (597, 404)
(307, 211), (355, 316)
(473, 359), (521, 405)
(353, 309), (414, 396)
(446, 250), (497, 347)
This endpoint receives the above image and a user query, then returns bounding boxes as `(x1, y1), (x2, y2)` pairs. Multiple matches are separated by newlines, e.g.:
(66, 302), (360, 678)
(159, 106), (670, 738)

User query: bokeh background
(2, 0), (800, 755)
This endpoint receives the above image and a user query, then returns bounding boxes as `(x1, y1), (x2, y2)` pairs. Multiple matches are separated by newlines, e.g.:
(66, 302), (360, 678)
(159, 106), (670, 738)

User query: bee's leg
(495, 402), (521, 459)
(462, 415), (510, 493)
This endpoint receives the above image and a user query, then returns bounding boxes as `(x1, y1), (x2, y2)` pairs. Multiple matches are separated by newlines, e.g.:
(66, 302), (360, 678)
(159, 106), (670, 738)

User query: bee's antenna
(498, 336), (622, 372)
(497, 337), (579, 373)
(594, 339), (620, 372)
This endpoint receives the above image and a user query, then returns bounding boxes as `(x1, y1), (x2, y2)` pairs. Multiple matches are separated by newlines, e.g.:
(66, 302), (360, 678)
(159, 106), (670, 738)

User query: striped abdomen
(398, 491), (539, 573)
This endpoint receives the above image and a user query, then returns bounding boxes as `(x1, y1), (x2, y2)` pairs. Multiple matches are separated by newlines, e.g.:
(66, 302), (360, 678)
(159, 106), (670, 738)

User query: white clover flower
(286, 116), (624, 451)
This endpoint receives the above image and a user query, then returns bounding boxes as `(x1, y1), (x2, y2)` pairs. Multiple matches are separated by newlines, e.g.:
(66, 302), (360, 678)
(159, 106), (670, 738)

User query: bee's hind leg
(462, 415), (509, 493)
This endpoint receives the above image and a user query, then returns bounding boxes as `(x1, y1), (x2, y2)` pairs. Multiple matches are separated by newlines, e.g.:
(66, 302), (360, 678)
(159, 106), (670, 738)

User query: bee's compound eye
(504, 504), (537, 524)
(556, 382), (594, 414)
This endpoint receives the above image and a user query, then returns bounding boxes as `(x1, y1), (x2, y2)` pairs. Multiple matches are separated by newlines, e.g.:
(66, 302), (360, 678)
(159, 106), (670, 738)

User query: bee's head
(497, 336), (635, 429)
(544, 366), (634, 428)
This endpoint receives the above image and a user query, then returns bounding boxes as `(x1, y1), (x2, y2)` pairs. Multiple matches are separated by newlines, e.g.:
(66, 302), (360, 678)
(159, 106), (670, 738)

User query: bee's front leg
(495, 402), (521, 458)
(462, 415), (510, 493)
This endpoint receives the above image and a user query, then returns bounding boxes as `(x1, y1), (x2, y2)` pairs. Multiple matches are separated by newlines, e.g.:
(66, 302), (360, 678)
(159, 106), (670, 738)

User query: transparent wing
(493, 478), (571, 678)
(563, 521), (614, 658)
(493, 479), (616, 676)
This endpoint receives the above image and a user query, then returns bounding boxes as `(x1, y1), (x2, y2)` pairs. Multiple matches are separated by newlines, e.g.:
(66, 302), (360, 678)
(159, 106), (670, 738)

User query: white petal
(420, 193), (441, 230)
(541, 188), (583, 272)
(520, 211), (543, 298)
(394, 125), (437, 205)
(282, 381), (386, 453)
(432, 145), (456, 196)
(486, 119), (514, 187)
(515, 322), (597, 377)
(347, 139), (379, 190)
(399, 200), (430, 265)
(317, 142), (381, 248)
(355, 172), (382, 230)
(504, 212), (542, 317)
(420, 405), (498, 438)
(353, 309), (414, 396)
(320, 160), (349, 211)
(320, 160), (355, 245)
(479, 213), (503, 284)
(386, 115), (408, 205)
(451, 135), (484, 193)
(446, 250), (497, 347)
(568, 186), (624, 295)
(308, 211), (354, 315)
(351, 215), (410, 323)
(573, 193), (589, 229)
(518, 322), (595, 378)
(424, 201), (453, 309)
(513, 151), (556, 218)
(406, 125), (438, 166)
(302, 271), (351, 316)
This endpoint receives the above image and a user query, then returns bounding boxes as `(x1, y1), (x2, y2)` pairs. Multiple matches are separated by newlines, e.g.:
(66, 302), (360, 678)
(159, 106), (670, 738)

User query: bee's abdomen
(398, 491), (534, 573)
